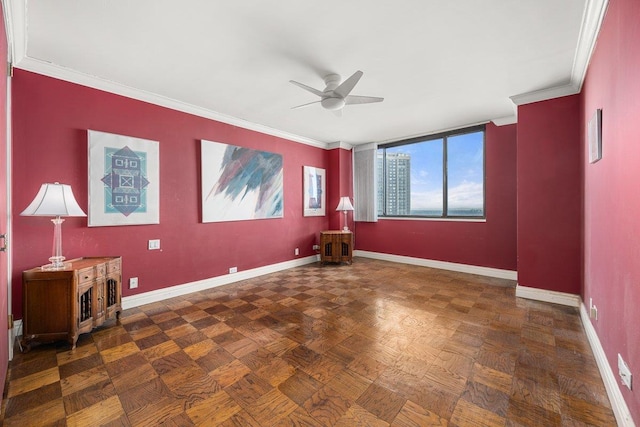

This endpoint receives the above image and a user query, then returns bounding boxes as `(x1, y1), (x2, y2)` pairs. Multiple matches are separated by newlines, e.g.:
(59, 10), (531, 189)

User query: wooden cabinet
(22, 257), (122, 350)
(320, 231), (353, 264)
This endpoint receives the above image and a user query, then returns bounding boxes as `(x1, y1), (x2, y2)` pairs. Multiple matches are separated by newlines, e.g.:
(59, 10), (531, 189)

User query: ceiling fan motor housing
(321, 74), (346, 110)
(321, 97), (346, 110)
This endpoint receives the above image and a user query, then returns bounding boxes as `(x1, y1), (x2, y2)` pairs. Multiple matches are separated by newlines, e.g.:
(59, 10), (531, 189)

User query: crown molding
(491, 115), (518, 126)
(510, 82), (580, 106)
(3, 0), (26, 65)
(8, 0), (609, 143)
(13, 55), (330, 150)
(327, 141), (353, 150)
(510, 0), (608, 106)
(572, 0), (609, 92)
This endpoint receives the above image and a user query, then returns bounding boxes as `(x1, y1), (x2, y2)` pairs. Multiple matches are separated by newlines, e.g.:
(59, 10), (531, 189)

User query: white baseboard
(353, 250), (518, 281)
(579, 303), (636, 427)
(122, 255), (319, 310)
(515, 284), (581, 307)
(12, 319), (22, 349)
(12, 318), (21, 336)
(516, 288), (635, 425)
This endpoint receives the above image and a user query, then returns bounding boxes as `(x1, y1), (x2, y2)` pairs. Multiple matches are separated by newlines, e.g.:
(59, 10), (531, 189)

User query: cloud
(410, 180), (483, 210)
(448, 181), (483, 208)
(411, 189), (443, 209)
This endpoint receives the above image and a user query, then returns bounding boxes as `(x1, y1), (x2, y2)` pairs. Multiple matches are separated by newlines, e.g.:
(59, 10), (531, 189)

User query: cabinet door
(77, 282), (94, 334)
(105, 274), (121, 319)
(340, 234), (353, 262)
(321, 233), (337, 262)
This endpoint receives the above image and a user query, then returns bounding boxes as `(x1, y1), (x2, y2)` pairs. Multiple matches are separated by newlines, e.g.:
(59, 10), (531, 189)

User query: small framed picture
(303, 166), (326, 216)
(588, 109), (602, 164)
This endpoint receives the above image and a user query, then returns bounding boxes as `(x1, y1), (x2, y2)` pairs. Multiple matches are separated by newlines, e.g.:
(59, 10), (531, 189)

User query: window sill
(378, 216), (486, 223)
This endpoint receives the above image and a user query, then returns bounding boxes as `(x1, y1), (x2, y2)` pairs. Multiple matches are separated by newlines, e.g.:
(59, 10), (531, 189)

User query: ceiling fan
(289, 70), (383, 113)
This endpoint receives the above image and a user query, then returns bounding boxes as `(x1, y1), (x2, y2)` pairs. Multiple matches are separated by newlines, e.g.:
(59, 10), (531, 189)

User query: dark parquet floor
(1, 258), (617, 426)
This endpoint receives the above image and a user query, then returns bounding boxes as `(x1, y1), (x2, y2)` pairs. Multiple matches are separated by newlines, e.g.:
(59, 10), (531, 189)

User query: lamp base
(40, 263), (72, 271)
(343, 226), (349, 231)
(40, 256), (71, 271)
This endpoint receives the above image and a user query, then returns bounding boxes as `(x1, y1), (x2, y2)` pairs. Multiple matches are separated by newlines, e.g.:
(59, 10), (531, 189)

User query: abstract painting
(88, 130), (159, 226)
(201, 140), (283, 223)
(303, 166), (326, 216)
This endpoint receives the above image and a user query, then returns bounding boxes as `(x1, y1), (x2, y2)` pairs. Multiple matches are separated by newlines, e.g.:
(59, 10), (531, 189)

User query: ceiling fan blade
(289, 80), (325, 97)
(345, 95), (384, 105)
(334, 70), (363, 98)
(291, 100), (322, 109)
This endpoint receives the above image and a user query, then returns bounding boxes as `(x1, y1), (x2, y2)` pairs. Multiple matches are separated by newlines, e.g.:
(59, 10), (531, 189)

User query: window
(377, 125), (485, 218)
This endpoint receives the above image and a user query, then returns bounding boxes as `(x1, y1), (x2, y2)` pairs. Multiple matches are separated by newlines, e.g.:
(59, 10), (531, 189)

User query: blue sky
(386, 131), (484, 211)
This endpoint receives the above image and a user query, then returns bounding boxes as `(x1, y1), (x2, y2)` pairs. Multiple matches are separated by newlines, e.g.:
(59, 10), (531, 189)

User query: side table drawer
(77, 267), (96, 285)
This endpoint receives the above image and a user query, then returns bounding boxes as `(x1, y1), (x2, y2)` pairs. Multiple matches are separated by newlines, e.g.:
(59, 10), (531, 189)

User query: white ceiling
(9, 0), (607, 147)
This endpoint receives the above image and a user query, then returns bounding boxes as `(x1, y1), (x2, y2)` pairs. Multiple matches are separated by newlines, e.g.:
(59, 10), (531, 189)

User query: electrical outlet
(148, 239), (160, 250)
(313, 244), (319, 250)
(590, 304), (598, 320)
(229, 267), (238, 274)
(129, 277), (138, 289)
(294, 248), (299, 256)
(618, 354), (633, 390)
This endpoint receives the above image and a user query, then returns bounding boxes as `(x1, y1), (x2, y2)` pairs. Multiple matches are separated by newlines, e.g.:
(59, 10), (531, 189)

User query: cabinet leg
(19, 338), (31, 353)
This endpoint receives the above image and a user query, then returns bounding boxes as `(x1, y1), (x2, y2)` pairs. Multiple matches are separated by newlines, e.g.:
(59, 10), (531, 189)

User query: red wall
(516, 95), (582, 294)
(581, 0), (640, 419)
(327, 147), (354, 231)
(0, 1), (9, 392)
(11, 70), (329, 318)
(355, 122), (517, 271)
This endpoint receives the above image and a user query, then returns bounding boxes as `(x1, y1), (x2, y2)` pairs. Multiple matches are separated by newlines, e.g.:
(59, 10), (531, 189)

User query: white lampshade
(336, 196), (354, 231)
(21, 183), (86, 217)
(335, 196), (354, 212)
(21, 183), (86, 270)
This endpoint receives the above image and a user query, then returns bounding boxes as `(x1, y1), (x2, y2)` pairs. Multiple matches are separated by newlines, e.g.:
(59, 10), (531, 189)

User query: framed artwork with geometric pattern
(88, 130), (160, 226)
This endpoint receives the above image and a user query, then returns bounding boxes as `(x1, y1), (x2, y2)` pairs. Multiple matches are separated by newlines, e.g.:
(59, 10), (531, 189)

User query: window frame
(378, 124), (486, 219)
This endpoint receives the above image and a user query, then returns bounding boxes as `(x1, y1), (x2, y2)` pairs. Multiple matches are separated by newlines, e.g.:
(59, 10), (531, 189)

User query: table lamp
(336, 196), (354, 231)
(21, 182), (86, 270)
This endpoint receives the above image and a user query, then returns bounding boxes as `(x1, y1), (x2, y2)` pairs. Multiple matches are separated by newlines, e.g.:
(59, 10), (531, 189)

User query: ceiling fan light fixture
(321, 97), (345, 111)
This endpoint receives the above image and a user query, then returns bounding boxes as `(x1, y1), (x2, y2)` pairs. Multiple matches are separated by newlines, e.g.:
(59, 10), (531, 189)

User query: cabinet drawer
(106, 259), (121, 274)
(77, 267), (96, 284)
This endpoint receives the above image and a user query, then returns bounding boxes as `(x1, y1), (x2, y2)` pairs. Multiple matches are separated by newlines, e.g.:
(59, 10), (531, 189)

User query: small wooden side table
(320, 230), (353, 264)
(21, 257), (122, 350)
